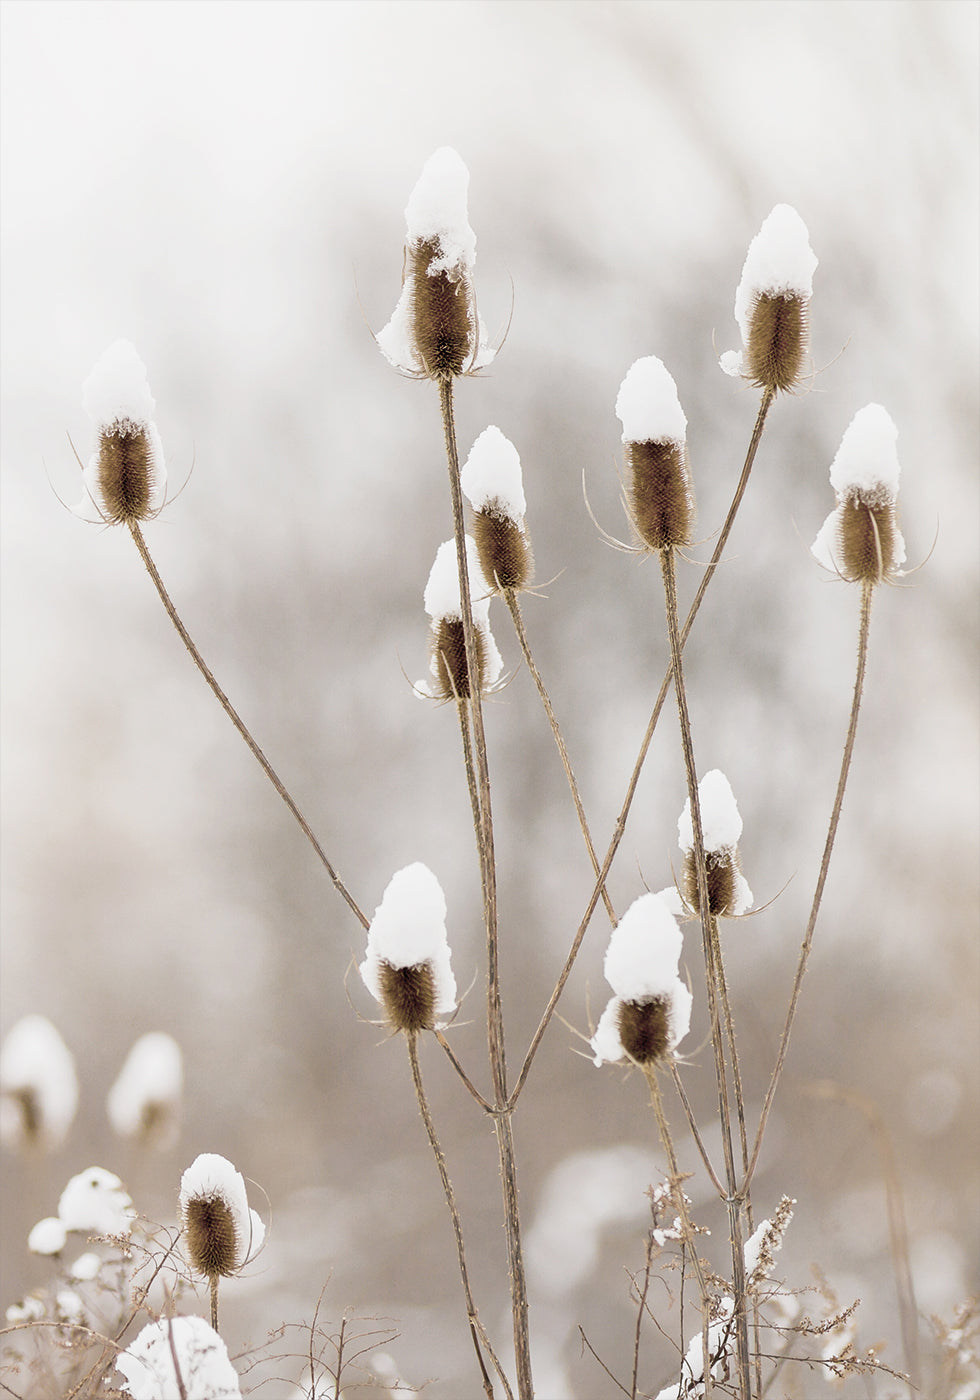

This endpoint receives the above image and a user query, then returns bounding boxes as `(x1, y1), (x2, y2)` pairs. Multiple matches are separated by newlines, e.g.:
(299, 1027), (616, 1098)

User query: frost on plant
(0, 1014), (78, 1153)
(74, 339), (167, 524)
(591, 893), (693, 1067)
(359, 862), (457, 1033)
(811, 403), (906, 584)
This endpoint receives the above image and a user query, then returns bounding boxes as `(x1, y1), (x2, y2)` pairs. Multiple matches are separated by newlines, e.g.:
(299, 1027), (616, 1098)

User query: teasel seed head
(377, 148), (494, 380)
(75, 340), (167, 524)
(812, 404), (906, 585)
(616, 996), (672, 1065)
(0, 1015), (78, 1154)
(615, 357), (695, 551)
(420, 537), (502, 700)
(677, 770), (754, 918)
(360, 864), (457, 1033)
(591, 893), (693, 1067)
(179, 1153), (265, 1280)
(461, 426), (534, 591)
(107, 1032), (183, 1152)
(720, 205), (817, 394)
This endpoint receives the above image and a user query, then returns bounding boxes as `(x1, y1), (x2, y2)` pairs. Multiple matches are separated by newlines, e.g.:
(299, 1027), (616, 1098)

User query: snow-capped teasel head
(359, 863), (458, 1034)
(0, 1014), (79, 1154)
(421, 536), (503, 700)
(677, 770), (754, 918)
(107, 1032), (183, 1151)
(57, 1166), (136, 1237)
(116, 1315), (243, 1400)
(74, 340), (168, 525)
(591, 893), (693, 1068)
(615, 358), (695, 551)
(811, 404), (906, 585)
(461, 427), (534, 592)
(377, 148), (494, 380)
(179, 1153), (265, 1281)
(720, 205), (817, 393)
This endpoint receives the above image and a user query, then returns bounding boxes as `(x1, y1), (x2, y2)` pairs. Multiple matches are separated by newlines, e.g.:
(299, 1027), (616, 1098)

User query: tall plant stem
(513, 389), (775, 1099)
(747, 580), (875, 1189)
(127, 522), (367, 930)
(504, 588), (616, 924)
(437, 379), (533, 1400)
(406, 1033), (513, 1400)
(208, 1275), (219, 1334)
(660, 546), (751, 1400)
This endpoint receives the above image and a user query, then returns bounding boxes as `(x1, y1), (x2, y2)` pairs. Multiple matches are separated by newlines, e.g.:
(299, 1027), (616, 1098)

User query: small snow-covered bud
(179, 1154), (265, 1279)
(811, 404), (906, 585)
(58, 1166), (136, 1237)
(377, 148), (494, 380)
(116, 1315), (243, 1400)
(591, 893), (693, 1067)
(421, 537), (502, 700)
(360, 863), (457, 1033)
(0, 1014), (78, 1153)
(678, 770), (754, 918)
(616, 357), (695, 551)
(721, 205), (816, 393)
(28, 1216), (68, 1256)
(75, 340), (167, 524)
(461, 427), (534, 592)
(107, 1032), (183, 1151)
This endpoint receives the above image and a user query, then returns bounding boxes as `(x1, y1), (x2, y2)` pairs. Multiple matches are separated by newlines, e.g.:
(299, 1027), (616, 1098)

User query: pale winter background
(1, 1), (977, 1396)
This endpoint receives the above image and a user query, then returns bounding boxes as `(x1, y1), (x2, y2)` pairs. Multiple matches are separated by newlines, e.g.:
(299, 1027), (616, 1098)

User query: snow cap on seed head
(74, 340), (167, 524)
(377, 148), (494, 380)
(420, 536), (503, 700)
(107, 1032), (183, 1151)
(678, 770), (754, 918)
(811, 404), (906, 584)
(461, 427), (534, 592)
(179, 1153), (265, 1279)
(360, 863), (457, 1033)
(591, 893), (693, 1068)
(0, 1014), (79, 1154)
(615, 357), (694, 551)
(720, 205), (816, 393)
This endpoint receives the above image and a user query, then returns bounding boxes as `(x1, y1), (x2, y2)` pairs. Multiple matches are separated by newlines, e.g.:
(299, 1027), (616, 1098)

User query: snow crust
(0, 1014), (79, 1151)
(58, 1166), (136, 1236)
(359, 863), (457, 1016)
(116, 1315), (242, 1400)
(82, 339), (156, 428)
(107, 1032), (183, 1140)
(615, 356), (687, 445)
(460, 425), (527, 521)
(179, 1153), (265, 1270)
(678, 769), (744, 854)
(732, 204), (817, 342)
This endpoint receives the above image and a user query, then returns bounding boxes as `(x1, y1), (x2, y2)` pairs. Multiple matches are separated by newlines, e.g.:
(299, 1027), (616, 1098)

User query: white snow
(57, 1166), (136, 1237)
(421, 536), (503, 694)
(654, 1296), (735, 1399)
(678, 769), (744, 855)
(0, 1014), (79, 1152)
(68, 1251), (103, 1281)
(602, 893), (685, 1000)
(359, 862), (457, 1016)
(28, 1216), (68, 1255)
(116, 1315), (243, 1400)
(732, 204), (817, 344)
(460, 425), (527, 522)
(829, 403), (902, 499)
(179, 1153), (265, 1271)
(107, 1032), (183, 1141)
(615, 356), (687, 445)
(82, 339), (156, 428)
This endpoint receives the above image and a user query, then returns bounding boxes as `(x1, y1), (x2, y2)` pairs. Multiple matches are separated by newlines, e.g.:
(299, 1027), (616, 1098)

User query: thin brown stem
(209, 1274), (219, 1334)
(406, 1033), (511, 1400)
(127, 521), (367, 929)
(667, 1060), (726, 1197)
(435, 1029), (494, 1113)
(712, 922), (750, 1186)
(643, 1067), (710, 1303)
(747, 580), (875, 1189)
(630, 1233), (655, 1400)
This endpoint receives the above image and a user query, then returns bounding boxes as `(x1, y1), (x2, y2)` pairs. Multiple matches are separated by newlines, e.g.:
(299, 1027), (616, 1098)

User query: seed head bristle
(378, 960), (438, 1033)
(683, 850), (741, 917)
(472, 505), (533, 592)
(618, 997), (671, 1065)
(626, 440), (695, 551)
(184, 1193), (240, 1279)
(410, 238), (475, 380)
(96, 423), (158, 524)
(837, 495), (902, 584)
(744, 292), (808, 393)
(430, 616), (485, 700)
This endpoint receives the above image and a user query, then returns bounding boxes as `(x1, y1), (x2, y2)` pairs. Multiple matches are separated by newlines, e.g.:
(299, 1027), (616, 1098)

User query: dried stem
(127, 521), (367, 930)
(209, 1274), (219, 1335)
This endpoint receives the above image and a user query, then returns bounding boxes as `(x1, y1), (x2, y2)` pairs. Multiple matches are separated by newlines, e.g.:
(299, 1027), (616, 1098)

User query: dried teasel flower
(419, 536), (502, 700)
(811, 404), (906, 585)
(179, 1154), (265, 1281)
(460, 426), (534, 592)
(0, 1014), (78, 1154)
(377, 147), (494, 381)
(107, 1032), (183, 1151)
(359, 863), (457, 1034)
(615, 357), (695, 551)
(720, 204), (817, 393)
(591, 893), (693, 1068)
(677, 769), (754, 918)
(74, 340), (167, 524)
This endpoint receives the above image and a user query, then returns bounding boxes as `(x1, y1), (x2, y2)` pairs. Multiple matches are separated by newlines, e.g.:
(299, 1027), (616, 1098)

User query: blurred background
(1, 2), (977, 1395)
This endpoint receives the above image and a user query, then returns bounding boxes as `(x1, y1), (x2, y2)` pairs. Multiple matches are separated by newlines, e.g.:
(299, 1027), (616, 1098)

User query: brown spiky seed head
(95, 423), (158, 524)
(682, 849), (742, 918)
(378, 959), (438, 1034)
(472, 505), (533, 592)
(836, 494), (903, 585)
(626, 440), (695, 551)
(618, 997), (671, 1065)
(429, 616), (486, 700)
(409, 237), (475, 380)
(744, 292), (808, 393)
(183, 1192), (240, 1279)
